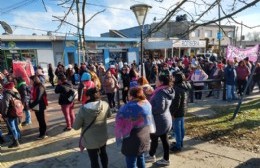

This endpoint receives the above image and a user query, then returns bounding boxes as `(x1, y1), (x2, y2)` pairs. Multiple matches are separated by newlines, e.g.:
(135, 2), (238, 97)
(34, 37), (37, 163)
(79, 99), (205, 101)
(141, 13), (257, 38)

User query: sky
(0, 0), (259, 38)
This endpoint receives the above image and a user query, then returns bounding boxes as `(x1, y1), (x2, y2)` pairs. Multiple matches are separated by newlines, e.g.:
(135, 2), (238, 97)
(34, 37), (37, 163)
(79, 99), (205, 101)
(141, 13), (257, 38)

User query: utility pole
(218, 0), (221, 58)
(240, 21), (243, 47)
(76, 0), (83, 64)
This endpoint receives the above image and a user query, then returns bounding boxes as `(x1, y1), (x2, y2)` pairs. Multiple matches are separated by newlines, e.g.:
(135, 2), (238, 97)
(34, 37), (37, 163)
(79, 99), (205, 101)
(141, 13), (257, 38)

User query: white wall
(37, 49), (55, 79)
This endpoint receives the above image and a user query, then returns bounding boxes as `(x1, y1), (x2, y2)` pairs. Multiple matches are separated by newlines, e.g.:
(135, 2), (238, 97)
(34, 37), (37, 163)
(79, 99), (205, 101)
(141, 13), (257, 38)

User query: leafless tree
(51, 0), (105, 56)
(149, 0), (260, 38)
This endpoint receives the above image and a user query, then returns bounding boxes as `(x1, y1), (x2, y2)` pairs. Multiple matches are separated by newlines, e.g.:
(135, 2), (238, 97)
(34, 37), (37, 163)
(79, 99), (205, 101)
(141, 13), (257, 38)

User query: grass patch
(186, 99), (260, 153)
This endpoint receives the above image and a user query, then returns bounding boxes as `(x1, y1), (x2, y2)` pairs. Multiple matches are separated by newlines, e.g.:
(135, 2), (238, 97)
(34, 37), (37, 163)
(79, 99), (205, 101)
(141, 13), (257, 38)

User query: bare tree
(52, 0), (105, 62)
(148, 0), (260, 38)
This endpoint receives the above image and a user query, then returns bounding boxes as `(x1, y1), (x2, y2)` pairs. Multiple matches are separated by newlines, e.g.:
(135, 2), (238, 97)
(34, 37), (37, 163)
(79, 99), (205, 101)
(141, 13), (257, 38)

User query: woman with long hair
(73, 88), (110, 168)
(146, 75), (175, 166)
(55, 75), (75, 131)
(48, 63), (55, 87)
(115, 87), (153, 168)
(29, 75), (48, 139)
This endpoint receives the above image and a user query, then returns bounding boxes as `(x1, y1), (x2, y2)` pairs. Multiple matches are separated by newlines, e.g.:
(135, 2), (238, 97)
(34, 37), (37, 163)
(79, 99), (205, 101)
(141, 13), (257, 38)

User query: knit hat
(81, 72), (91, 81)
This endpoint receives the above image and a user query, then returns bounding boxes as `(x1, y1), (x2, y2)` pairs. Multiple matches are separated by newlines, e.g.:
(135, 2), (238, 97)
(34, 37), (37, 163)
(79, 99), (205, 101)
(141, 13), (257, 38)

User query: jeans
(24, 109), (32, 123)
(125, 153), (145, 168)
(8, 118), (21, 140)
(226, 84), (237, 101)
(149, 133), (170, 161)
(173, 117), (185, 149)
(61, 103), (75, 129)
(106, 93), (115, 108)
(87, 144), (108, 168)
(35, 109), (47, 137)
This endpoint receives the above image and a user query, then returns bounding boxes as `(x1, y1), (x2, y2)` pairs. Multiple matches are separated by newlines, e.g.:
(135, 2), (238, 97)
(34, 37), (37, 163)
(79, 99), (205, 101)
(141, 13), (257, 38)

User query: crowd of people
(0, 54), (259, 168)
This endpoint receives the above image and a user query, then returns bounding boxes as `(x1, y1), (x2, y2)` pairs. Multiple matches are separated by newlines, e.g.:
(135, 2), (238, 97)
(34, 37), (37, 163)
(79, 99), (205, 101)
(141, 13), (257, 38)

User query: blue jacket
(224, 65), (237, 85)
(150, 87), (175, 136)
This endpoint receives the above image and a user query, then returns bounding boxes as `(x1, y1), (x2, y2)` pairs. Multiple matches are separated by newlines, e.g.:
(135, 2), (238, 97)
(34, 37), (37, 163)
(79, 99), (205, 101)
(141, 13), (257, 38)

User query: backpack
(10, 96), (24, 118)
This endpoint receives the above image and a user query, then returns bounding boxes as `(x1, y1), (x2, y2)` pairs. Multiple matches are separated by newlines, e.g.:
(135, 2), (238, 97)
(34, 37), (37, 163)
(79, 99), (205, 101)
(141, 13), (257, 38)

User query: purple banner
(226, 45), (259, 63)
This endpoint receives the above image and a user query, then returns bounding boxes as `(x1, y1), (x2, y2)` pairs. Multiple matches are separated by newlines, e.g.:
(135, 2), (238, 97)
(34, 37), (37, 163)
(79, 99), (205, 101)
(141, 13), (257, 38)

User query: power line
(85, 2), (165, 16)
(10, 24), (71, 35)
(0, 0), (37, 15)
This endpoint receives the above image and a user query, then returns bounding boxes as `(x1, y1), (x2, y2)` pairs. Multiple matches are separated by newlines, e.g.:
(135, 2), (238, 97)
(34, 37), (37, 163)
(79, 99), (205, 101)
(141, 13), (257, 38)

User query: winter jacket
(29, 84), (47, 111)
(121, 72), (130, 88)
(73, 100), (110, 149)
(170, 82), (191, 118)
(102, 75), (118, 94)
(224, 65), (237, 85)
(77, 80), (95, 104)
(191, 69), (208, 86)
(1, 90), (21, 118)
(150, 87), (175, 136)
(236, 66), (250, 80)
(17, 81), (30, 110)
(55, 82), (74, 105)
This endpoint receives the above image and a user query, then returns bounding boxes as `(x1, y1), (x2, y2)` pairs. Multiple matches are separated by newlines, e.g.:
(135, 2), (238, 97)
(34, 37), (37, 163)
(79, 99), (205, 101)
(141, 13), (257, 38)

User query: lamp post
(130, 4), (152, 76)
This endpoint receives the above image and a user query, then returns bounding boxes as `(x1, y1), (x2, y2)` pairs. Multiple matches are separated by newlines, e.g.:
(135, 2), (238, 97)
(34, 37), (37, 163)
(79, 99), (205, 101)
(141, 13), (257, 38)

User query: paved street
(0, 85), (259, 168)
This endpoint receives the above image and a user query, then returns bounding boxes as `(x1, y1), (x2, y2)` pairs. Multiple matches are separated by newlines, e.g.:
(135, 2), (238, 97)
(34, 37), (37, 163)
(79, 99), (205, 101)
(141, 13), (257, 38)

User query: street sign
(217, 32), (222, 40)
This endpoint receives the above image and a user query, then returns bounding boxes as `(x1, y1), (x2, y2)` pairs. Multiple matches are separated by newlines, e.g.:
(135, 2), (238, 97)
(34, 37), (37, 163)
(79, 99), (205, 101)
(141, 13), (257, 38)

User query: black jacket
(55, 82), (73, 105)
(170, 82), (191, 118)
(17, 82), (30, 110)
(29, 85), (47, 111)
(121, 72), (130, 88)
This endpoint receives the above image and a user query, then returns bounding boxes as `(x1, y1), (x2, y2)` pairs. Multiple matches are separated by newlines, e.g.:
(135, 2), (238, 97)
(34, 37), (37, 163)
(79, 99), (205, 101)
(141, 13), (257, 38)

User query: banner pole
(231, 45), (260, 120)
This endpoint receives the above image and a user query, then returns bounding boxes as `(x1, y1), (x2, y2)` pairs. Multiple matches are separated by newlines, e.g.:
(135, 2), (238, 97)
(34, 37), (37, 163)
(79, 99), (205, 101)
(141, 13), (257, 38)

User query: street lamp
(130, 4), (152, 76)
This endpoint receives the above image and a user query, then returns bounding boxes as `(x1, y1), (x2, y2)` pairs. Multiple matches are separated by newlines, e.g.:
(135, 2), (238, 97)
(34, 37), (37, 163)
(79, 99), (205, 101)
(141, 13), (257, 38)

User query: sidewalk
(0, 86), (259, 168)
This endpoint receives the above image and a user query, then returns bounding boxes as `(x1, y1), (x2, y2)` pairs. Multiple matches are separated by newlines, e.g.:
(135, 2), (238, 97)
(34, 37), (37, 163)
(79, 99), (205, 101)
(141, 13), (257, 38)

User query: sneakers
(156, 159), (170, 166)
(22, 121), (32, 126)
(37, 135), (48, 140)
(170, 146), (182, 153)
(8, 140), (20, 148)
(145, 154), (156, 163)
(63, 127), (72, 132)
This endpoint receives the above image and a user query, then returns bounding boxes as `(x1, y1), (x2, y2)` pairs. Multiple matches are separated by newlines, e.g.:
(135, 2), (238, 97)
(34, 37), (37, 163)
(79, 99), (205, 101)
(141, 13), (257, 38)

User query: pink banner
(13, 61), (35, 85)
(226, 45), (259, 63)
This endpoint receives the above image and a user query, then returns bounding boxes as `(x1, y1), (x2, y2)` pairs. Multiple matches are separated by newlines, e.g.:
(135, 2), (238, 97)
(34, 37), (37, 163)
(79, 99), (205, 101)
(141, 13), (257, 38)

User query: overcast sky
(0, 0), (259, 38)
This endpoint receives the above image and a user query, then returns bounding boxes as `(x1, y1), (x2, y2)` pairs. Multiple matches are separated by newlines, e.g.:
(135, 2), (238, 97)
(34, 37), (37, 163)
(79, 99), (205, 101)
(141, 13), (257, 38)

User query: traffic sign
(217, 32), (222, 40)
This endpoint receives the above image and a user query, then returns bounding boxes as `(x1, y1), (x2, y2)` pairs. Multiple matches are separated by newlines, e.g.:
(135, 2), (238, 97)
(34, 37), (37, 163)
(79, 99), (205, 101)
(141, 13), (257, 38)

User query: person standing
(1, 82), (21, 148)
(48, 63), (55, 87)
(55, 75), (75, 131)
(170, 72), (191, 152)
(16, 77), (32, 126)
(146, 75), (175, 166)
(115, 87), (153, 168)
(251, 62), (260, 92)
(29, 75), (48, 139)
(103, 70), (118, 112)
(121, 67), (130, 104)
(78, 72), (95, 105)
(224, 60), (238, 102)
(73, 88), (110, 168)
(236, 60), (250, 97)
(191, 64), (208, 100)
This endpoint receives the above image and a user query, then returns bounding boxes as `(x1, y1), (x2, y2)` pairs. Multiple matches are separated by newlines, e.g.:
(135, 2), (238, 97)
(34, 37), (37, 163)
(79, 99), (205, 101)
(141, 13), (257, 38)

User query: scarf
(149, 85), (168, 102)
(114, 99), (152, 145)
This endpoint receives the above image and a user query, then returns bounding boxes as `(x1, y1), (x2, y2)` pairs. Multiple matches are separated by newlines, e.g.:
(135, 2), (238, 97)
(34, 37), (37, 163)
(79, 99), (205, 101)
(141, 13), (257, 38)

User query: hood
(82, 101), (103, 116)
(161, 87), (175, 100)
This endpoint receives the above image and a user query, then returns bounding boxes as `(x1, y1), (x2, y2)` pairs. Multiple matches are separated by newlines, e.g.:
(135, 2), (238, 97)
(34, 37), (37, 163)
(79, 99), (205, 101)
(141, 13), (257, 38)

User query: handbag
(79, 101), (103, 152)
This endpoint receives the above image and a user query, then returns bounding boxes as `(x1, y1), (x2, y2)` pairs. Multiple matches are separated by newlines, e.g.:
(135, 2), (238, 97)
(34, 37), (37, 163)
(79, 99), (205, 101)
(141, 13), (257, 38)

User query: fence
(189, 79), (226, 103)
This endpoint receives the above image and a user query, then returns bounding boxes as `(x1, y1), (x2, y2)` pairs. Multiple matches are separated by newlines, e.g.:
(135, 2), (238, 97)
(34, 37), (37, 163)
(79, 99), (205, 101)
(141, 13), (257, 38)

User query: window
(191, 29), (200, 37)
(205, 30), (212, 37)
